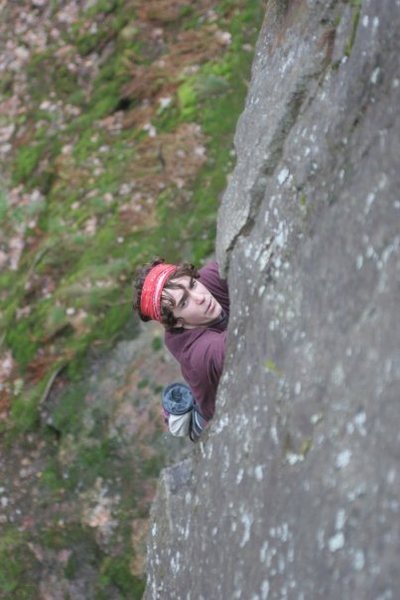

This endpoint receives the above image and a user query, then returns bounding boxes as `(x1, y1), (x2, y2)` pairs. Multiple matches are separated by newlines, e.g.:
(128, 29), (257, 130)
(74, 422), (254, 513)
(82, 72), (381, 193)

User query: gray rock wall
(145, 1), (400, 598)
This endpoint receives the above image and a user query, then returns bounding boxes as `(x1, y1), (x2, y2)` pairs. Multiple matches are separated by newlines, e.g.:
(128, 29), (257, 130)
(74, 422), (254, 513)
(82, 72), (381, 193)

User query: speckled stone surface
(145, 1), (400, 598)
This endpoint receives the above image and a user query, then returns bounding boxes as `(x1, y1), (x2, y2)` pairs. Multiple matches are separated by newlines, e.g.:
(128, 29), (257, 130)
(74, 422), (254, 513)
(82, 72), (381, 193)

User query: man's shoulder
(188, 329), (226, 369)
(165, 326), (204, 358)
(166, 326), (222, 361)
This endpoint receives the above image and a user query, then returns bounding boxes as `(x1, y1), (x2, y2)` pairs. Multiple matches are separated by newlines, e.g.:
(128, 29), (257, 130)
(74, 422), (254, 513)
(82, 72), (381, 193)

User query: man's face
(163, 275), (222, 329)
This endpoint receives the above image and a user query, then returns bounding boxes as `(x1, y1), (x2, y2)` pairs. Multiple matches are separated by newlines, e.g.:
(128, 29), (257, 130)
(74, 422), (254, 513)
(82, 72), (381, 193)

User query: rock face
(145, 1), (400, 598)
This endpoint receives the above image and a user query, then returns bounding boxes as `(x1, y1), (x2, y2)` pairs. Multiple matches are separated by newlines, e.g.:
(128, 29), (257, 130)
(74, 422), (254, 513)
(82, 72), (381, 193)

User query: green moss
(64, 437), (122, 490)
(0, 186), (7, 222)
(299, 194), (307, 207)
(141, 453), (165, 478)
(51, 381), (87, 436)
(41, 458), (65, 492)
(84, 0), (120, 18)
(12, 134), (60, 192)
(195, 73), (231, 100)
(300, 437), (313, 457)
(94, 302), (131, 341)
(151, 336), (162, 351)
(0, 528), (40, 598)
(0, 71), (13, 96)
(97, 556), (145, 599)
(72, 129), (106, 162)
(9, 373), (52, 434)
(92, 92), (122, 120)
(12, 143), (45, 185)
(177, 79), (198, 120)
(344, 0), (362, 57)
(27, 51), (79, 103)
(6, 317), (39, 369)
(265, 359), (278, 372)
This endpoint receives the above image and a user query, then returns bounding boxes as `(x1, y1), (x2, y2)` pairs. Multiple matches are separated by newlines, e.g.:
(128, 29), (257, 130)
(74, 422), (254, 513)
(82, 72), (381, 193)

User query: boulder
(145, 1), (400, 597)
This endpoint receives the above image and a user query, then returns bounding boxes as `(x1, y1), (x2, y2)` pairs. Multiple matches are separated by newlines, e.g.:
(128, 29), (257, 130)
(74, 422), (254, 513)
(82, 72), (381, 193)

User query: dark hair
(133, 257), (199, 329)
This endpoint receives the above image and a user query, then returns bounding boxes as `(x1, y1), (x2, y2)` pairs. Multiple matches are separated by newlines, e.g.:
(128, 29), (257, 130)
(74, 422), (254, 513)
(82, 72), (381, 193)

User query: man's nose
(191, 290), (205, 304)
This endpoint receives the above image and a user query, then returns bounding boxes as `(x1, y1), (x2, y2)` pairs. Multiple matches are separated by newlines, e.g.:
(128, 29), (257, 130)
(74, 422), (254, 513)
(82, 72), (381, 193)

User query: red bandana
(140, 263), (177, 322)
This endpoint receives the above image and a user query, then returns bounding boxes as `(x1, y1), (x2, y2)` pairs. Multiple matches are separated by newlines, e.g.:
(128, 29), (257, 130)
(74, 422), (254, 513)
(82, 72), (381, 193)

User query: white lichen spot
(270, 425), (279, 445)
(213, 413), (229, 434)
(254, 465), (264, 481)
(335, 509), (346, 530)
(281, 522), (289, 542)
(260, 540), (269, 563)
(353, 549), (365, 571)
(336, 449), (351, 469)
(328, 531), (345, 552)
(365, 192), (375, 213)
(372, 16), (379, 29)
(311, 413), (323, 425)
(275, 223), (288, 248)
(356, 255), (364, 270)
(258, 285), (266, 297)
(261, 580), (270, 600)
(170, 551), (181, 574)
(244, 244), (253, 258)
(286, 452), (304, 466)
(376, 591), (394, 600)
(236, 468), (244, 485)
(393, 78), (400, 89)
(370, 67), (380, 85)
(294, 381), (301, 395)
(277, 167), (289, 185)
(387, 469), (396, 484)
(212, 526), (218, 536)
(240, 513), (254, 547)
(332, 363), (345, 386)
(347, 483), (367, 501)
(354, 411), (367, 435)
(362, 15), (369, 27)
(364, 244), (372, 259)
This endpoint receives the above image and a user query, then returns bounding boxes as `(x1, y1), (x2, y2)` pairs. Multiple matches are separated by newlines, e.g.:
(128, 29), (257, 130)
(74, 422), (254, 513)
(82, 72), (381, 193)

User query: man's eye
(190, 279), (196, 288)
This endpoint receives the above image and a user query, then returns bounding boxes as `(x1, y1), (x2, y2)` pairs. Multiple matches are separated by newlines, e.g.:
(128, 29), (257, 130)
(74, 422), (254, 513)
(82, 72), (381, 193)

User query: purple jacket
(165, 262), (229, 421)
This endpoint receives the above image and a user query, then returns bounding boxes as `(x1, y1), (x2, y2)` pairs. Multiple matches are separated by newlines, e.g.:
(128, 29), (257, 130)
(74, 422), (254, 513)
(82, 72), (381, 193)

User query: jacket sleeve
(186, 330), (227, 421)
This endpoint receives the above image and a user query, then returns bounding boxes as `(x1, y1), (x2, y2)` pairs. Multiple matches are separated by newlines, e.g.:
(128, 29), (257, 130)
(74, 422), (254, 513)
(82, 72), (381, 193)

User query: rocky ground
(1, 321), (188, 598)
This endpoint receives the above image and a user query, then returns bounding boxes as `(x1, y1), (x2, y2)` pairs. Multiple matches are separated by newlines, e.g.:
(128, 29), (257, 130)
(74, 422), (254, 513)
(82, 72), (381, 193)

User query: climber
(133, 258), (229, 440)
